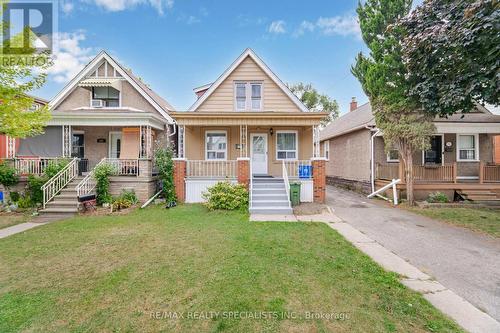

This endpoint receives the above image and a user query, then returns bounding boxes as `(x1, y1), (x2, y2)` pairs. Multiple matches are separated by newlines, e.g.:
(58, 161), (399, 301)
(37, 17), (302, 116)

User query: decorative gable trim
(50, 50), (174, 123)
(188, 48), (309, 112)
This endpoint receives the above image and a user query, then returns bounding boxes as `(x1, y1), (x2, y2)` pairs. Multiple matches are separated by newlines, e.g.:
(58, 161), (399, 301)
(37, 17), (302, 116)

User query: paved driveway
(326, 185), (500, 322)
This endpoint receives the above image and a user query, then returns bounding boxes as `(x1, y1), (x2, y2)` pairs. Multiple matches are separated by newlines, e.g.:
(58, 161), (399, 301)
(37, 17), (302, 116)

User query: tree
(352, 0), (435, 205)
(400, 0), (499, 116)
(288, 83), (339, 126)
(0, 2), (51, 138)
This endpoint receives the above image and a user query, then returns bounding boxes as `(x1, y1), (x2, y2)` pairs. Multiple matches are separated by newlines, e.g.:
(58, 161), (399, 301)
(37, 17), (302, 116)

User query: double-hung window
(234, 82), (262, 111)
(206, 131), (227, 160)
(457, 134), (478, 161)
(276, 131), (297, 160)
(323, 140), (330, 160)
(92, 87), (120, 107)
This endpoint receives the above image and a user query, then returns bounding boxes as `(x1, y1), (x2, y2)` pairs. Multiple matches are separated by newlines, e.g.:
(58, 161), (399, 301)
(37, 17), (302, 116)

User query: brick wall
(109, 177), (157, 202)
(312, 158), (326, 203)
(173, 159), (186, 202)
(237, 158), (250, 189)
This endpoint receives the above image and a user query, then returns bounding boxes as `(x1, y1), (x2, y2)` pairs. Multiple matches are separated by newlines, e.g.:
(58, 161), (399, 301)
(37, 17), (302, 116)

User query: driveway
(326, 185), (500, 322)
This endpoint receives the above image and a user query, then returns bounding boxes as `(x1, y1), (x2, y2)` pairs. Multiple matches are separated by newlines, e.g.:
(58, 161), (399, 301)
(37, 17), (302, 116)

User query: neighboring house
(0, 96), (48, 159)
(171, 49), (327, 213)
(6, 50), (176, 212)
(320, 98), (500, 201)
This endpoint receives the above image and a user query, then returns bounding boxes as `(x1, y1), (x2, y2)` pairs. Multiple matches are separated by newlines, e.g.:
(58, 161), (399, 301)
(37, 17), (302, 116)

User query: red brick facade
(173, 159), (186, 203)
(312, 158), (326, 203)
(237, 158), (250, 189)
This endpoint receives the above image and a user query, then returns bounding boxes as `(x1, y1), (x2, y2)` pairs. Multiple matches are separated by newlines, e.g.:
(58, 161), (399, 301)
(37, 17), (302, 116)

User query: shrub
(202, 182), (248, 211)
(9, 191), (20, 203)
(119, 189), (138, 205)
(112, 198), (133, 211)
(155, 147), (176, 204)
(427, 192), (449, 203)
(0, 162), (19, 190)
(44, 159), (69, 178)
(27, 174), (47, 205)
(93, 163), (116, 205)
(17, 195), (32, 209)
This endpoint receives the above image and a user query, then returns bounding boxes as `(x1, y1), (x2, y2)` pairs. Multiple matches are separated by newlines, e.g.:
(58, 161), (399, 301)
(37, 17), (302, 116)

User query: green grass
(0, 205), (462, 332)
(0, 213), (30, 229)
(408, 207), (500, 238)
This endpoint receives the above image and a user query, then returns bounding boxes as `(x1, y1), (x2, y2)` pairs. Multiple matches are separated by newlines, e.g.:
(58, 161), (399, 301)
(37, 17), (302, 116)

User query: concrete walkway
(0, 222), (46, 239)
(326, 185), (500, 325)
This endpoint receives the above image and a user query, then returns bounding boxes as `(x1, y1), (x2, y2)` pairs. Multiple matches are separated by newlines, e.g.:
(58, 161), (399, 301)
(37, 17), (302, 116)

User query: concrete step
(252, 200), (290, 207)
(60, 188), (78, 193)
(252, 189), (287, 195)
(466, 196), (500, 201)
(253, 194), (289, 201)
(462, 190), (495, 195)
(40, 207), (78, 214)
(57, 193), (78, 199)
(253, 183), (285, 189)
(249, 207), (293, 215)
(47, 200), (78, 207)
(253, 178), (284, 183)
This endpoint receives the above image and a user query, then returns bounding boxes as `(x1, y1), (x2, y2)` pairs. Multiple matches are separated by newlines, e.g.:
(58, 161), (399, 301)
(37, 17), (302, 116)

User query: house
(6, 50), (176, 212)
(0, 95), (49, 159)
(320, 98), (500, 201)
(171, 49), (327, 213)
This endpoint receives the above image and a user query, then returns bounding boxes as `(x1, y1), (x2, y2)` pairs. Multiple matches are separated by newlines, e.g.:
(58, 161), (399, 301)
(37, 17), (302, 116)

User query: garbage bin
(289, 182), (301, 206)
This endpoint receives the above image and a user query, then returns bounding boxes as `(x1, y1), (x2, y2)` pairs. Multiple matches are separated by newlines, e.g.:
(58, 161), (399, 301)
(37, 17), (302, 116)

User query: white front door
(109, 132), (122, 158)
(251, 133), (268, 175)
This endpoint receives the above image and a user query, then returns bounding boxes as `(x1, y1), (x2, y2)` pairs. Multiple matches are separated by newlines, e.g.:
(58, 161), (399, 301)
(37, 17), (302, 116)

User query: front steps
(249, 177), (292, 214)
(39, 177), (82, 215)
(458, 189), (500, 205)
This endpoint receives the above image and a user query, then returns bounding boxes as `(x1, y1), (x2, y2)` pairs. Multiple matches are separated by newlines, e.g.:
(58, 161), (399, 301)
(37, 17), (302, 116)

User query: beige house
(9, 51), (175, 213)
(172, 49), (327, 213)
(320, 99), (500, 201)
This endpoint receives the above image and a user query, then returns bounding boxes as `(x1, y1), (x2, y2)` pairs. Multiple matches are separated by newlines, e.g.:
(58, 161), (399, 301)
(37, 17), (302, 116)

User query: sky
(27, 0), (375, 115)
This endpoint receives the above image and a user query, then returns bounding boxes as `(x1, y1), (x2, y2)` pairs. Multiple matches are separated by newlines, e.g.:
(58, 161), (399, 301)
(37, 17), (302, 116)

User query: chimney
(350, 97), (358, 112)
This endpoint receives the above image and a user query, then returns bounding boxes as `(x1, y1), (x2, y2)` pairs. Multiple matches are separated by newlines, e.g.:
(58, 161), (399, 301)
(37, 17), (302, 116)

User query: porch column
(237, 157), (250, 189)
(62, 125), (72, 157)
(313, 125), (320, 158)
(173, 158), (186, 203)
(239, 124), (248, 158)
(139, 125), (153, 159)
(177, 125), (185, 158)
(312, 157), (326, 203)
(6, 136), (16, 158)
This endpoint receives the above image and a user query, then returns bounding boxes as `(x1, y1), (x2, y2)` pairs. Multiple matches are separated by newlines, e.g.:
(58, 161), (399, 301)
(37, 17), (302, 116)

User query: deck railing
(14, 157), (62, 175)
(186, 160), (237, 178)
(41, 158), (79, 208)
(106, 158), (139, 176)
(283, 160), (312, 178)
(375, 163), (399, 181)
(376, 163), (456, 183)
(481, 162), (500, 183)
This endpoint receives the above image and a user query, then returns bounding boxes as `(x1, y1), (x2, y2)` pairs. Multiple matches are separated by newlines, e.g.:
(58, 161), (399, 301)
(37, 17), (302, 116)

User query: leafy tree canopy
(288, 82), (339, 126)
(400, 0), (499, 116)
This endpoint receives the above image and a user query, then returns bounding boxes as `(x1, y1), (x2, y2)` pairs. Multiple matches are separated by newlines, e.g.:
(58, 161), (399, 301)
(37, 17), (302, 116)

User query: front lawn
(408, 207), (500, 238)
(0, 205), (461, 332)
(0, 212), (30, 229)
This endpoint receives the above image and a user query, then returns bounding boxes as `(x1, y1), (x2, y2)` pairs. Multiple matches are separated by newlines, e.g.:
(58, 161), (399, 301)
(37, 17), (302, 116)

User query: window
(28, 103), (40, 112)
(276, 131), (297, 160)
(206, 131), (227, 160)
(323, 140), (330, 160)
(457, 134), (479, 161)
(387, 148), (399, 162)
(71, 133), (85, 158)
(92, 87), (120, 107)
(234, 82), (262, 111)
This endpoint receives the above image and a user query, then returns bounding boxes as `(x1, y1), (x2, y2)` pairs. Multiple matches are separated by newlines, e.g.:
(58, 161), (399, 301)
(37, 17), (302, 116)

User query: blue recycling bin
(0, 191), (3, 203)
(299, 165), (312, 179)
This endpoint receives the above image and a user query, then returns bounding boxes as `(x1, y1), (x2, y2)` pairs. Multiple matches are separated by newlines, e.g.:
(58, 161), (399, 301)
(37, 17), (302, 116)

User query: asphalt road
(326, 185), (500, 322)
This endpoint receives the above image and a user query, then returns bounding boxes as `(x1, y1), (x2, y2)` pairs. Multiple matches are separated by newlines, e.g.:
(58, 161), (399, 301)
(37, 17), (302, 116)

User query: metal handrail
(282, 160), (291, 208)
(249, 158), (253, 208)
(41, 157), (79, 209)
(76, 158), (107, 197)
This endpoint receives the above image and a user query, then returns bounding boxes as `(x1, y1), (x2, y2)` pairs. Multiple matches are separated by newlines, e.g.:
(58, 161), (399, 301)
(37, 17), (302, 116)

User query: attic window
(234, 82), (262, 111)
(92, 87), (120, 107)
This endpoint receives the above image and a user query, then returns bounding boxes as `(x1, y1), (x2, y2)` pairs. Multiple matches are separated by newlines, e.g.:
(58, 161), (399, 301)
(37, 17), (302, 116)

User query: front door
(251, 133), (267, 175)
(424, 135), (442, 164)
(109, 132), (122, 158)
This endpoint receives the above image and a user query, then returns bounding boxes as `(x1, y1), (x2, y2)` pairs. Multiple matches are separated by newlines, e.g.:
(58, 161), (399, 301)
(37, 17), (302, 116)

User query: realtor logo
(1, 0), (56, 55)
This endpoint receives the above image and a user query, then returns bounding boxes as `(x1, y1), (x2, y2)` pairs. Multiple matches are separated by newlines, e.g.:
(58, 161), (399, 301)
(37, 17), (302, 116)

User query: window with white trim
(234, 82), (262, 111)
(276, 131), (297, 160)
(206, 131), (227, 160)
(457, 134), (478, 161)
(92, 87), (120, 107)
(387, 148), (399, 162)
(323, 140), (330, 160)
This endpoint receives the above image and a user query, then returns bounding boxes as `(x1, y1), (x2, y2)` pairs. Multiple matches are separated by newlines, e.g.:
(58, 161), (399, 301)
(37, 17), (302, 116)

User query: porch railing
(42, 158), (79, 208)
(106, 158), (139, 176)
(186, 160), (237, 178)
(282, 160), (291, 207)
(481, 162), (500, 183)
(283, 160), (312, 179)
(76, 158), (106, 197)
(376, 163), (456, 183)
(14, 157), (62, 175)
(375, 163), (399, 181)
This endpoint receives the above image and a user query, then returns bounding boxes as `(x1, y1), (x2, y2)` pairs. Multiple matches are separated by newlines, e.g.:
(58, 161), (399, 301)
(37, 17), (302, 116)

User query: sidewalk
(0, 222), (46, 239)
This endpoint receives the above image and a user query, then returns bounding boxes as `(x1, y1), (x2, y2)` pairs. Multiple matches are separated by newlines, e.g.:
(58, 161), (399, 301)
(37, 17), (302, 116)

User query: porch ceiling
(171, 111), (327, 126)
(47, 111), (166, 130)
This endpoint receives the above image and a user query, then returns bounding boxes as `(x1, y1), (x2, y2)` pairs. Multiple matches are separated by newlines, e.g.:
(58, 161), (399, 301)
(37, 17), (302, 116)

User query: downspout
(369, 127), (381, 193)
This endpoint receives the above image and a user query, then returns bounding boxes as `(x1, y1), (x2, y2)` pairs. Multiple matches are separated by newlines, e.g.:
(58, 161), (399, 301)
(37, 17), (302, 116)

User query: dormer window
(92, 87), (120, 107)
(234, 82), (262, 111)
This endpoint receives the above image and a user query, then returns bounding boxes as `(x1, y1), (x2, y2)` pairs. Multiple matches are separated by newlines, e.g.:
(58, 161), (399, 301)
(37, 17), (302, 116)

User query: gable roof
(320, 102), (500, 141)
(188, 48), (309, 112)
(49, 50), (175, 123)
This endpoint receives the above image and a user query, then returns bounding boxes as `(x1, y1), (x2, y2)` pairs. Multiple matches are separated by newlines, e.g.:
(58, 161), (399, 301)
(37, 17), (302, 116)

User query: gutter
(367, 125), (380, 193)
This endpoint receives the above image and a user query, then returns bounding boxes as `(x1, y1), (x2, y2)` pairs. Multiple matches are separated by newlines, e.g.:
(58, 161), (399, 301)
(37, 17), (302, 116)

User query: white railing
(249, 158), (253, 208)
(283, 160), (312, 178)
(282, 160), (291, 207)
(106, 158), (139, 176)
(76, 158), (106, 197)
(42, 158), (79, 208)
(14, 157), (61, 175)
(186, 160), (237, 178)
(368, 178), (401, 205)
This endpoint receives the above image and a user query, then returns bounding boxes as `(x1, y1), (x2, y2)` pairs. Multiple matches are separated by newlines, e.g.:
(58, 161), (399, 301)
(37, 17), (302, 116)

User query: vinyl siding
(196, 56), (301, 113)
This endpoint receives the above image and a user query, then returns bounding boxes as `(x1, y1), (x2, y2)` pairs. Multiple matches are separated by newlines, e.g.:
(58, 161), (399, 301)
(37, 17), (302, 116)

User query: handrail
(41, 157), (79, 209)
(249, 158), (253, 208)
(367, 178), (401, 205)
(76, 158), (107, 197)
(282, 160), (291, 208)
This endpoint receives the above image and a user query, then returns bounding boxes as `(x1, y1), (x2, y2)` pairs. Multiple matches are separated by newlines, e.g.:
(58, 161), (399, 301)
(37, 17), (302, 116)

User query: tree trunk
(399, 141), (415, 206)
